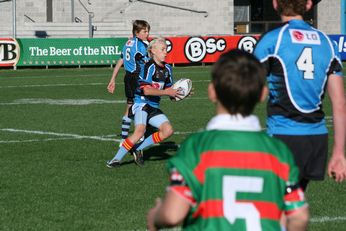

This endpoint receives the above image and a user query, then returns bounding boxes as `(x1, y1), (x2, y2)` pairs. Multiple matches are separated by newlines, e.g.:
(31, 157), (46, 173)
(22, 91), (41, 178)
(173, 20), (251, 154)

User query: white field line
(0, 97), (208, 105)
(0, 137), (79, 143)
(157, 216), (346, 230)
(0, 68), (210, 80)
(0, 80), (210, 89)
(310, 216), (346, 223)
(0, 128), (117, 142)
(0, 128), (193, 144)
(0, 99), (126, 105)
(0, 82), (106, 89)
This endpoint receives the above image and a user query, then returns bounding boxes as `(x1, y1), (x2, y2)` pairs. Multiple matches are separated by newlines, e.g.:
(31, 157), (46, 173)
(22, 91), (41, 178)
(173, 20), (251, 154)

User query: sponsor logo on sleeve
(126, 39), (134, 47)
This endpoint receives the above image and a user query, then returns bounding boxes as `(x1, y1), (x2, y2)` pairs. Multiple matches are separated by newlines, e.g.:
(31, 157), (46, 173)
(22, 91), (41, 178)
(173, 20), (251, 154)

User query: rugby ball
(172, 78), (192, 101)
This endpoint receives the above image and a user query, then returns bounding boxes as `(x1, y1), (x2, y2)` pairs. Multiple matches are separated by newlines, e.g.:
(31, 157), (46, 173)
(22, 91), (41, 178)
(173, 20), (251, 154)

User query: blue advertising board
(329, 34), (346, 60)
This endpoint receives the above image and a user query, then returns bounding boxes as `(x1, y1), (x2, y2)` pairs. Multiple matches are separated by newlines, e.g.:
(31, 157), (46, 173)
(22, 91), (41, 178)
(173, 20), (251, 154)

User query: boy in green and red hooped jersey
(147, 49), (309, 231)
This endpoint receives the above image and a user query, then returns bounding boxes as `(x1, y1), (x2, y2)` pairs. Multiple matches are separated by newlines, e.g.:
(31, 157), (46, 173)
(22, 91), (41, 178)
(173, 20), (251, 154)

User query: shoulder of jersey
(126, 39), (135, 47)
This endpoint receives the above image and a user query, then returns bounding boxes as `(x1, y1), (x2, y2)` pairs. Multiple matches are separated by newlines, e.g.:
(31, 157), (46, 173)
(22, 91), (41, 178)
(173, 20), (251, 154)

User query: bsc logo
(185, 37), (226, 62)
(0, 38), (20, 67)
(237, 36), (257, 53)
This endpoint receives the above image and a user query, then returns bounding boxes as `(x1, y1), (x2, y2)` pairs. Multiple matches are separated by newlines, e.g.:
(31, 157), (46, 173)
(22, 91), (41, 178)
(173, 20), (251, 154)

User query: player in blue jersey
(107, 38), (183, 168)
(107, 20), (150, 146)
(254, 0), (346, 191)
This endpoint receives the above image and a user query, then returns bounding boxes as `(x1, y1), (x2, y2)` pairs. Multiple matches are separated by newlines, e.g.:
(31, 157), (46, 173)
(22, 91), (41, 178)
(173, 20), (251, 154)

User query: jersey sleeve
(168, 135), (202, 204)
(327, 39), (343, 77)
(254, 31), (278, 73)
(164, 64), (173, 88)
(168, 168), (196, 206)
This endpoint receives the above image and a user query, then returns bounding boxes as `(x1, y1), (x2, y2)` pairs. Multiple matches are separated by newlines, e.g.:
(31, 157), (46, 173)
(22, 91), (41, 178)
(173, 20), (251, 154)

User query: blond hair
(147, 37), (166, 58)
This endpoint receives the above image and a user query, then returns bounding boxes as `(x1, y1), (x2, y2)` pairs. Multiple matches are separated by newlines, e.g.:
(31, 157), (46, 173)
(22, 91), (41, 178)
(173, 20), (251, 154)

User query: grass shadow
(143, 141), (179, 162)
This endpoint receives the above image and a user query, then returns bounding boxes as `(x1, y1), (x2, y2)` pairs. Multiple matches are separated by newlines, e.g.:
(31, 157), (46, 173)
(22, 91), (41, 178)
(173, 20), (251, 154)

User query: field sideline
(0, 66), (345, 231)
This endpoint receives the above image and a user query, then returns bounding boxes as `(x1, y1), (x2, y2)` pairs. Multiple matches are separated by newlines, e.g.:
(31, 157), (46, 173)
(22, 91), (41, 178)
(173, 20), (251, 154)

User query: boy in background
(107, 20), (150, 146)
(147, 49), (309, 231)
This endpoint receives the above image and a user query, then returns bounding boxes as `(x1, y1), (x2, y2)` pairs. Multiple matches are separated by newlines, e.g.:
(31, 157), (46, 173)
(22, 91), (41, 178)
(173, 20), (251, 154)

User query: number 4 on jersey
(297, 47), (314, 80)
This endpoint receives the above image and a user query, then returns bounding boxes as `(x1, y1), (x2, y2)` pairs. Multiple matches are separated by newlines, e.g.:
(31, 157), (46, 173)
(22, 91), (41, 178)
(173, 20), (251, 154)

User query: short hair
(276, 0), (307, 16)
(132, 20), (151, 36)
(147, 37), (166, 58)
(211, 49), (266, 116)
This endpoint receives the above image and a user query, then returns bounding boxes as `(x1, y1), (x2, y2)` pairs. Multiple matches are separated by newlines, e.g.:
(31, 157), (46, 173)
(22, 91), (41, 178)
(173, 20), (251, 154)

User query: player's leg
(107, 105), (147, 168)
(119, 73), (137, 146)
(135, 113), (173, 153)
(120, 103), (132, 145)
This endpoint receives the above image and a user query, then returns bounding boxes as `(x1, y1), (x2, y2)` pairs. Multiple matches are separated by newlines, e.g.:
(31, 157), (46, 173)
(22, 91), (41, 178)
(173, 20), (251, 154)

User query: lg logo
(185, 37), (226, 62)
(0, 38), (20, 66)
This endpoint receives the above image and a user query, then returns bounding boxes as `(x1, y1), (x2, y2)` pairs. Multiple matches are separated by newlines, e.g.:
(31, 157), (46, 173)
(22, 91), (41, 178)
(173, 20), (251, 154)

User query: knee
(160, 124), (174, 139)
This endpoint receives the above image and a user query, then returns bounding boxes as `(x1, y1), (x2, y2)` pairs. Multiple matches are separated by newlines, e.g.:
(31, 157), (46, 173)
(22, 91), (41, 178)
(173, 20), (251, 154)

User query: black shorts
(274, 134), (328, 181)
(124, 71), (139, 104)
(128, 104), (164, 122)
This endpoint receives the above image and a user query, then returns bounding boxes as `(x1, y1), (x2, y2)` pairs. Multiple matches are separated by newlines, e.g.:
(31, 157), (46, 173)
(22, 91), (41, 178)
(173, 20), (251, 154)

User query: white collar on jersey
(206, 114), (262, 131)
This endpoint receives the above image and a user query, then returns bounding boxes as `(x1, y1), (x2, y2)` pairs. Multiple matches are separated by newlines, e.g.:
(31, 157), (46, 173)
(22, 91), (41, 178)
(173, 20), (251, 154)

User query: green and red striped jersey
(168, 129), (306, 231)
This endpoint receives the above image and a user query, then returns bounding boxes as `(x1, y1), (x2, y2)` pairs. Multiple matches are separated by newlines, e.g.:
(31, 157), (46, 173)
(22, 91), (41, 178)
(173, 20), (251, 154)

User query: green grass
(0, 66), (345, 230)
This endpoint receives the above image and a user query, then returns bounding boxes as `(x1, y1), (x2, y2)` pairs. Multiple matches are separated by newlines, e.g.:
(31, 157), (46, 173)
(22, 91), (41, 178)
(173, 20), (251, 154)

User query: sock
(121, 116), (132, 140)
(136, 132), (162, 151)
(111, 139), (134, 161)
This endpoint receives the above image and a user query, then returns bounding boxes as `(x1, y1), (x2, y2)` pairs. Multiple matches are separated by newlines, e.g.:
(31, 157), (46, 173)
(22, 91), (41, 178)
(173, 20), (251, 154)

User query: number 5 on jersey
(223, 176), (263, 231)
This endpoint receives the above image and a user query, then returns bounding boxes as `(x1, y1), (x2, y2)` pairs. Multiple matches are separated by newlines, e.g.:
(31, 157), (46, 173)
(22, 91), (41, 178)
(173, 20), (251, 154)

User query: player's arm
(142, 84), (181, 98)
(286, 206), (309, 231)
(284, 185), (309, 231)
(283, 152), (309, 231)
(327, 74), (346, 182)
(147, 190), (191, 231)
(107, 58), (124, 94)
(147, 167), (195, 231)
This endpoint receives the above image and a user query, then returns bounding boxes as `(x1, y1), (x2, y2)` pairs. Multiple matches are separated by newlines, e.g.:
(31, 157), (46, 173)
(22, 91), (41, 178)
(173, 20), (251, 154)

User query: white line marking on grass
(0, 128), (118, 142)
(310, 216), (346, 223)
(0, 98), (125, 105)
(142, 216), (346, 230)
(0, 97), (208, 106)
(0, 73), (108, 79)
(0, 128), (193, 144)
(0, 79), (210, 89)
(0, 82), (106, 89)
(0, 68), (210, 80)
(0, 137), (77, 143)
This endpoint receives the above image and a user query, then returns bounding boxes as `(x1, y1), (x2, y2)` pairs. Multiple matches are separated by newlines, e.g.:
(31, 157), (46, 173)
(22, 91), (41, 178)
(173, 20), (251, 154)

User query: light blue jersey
(121, 37), (149, 74)
(254, 20), (343, 135)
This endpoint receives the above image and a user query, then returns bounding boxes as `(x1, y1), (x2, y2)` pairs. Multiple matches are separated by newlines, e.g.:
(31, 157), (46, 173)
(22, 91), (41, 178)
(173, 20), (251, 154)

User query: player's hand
(147, 198), (162, 231)
(165, 87), (181, 98)
(107, 81), (115, 94)
(327, 154), (346, 183)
